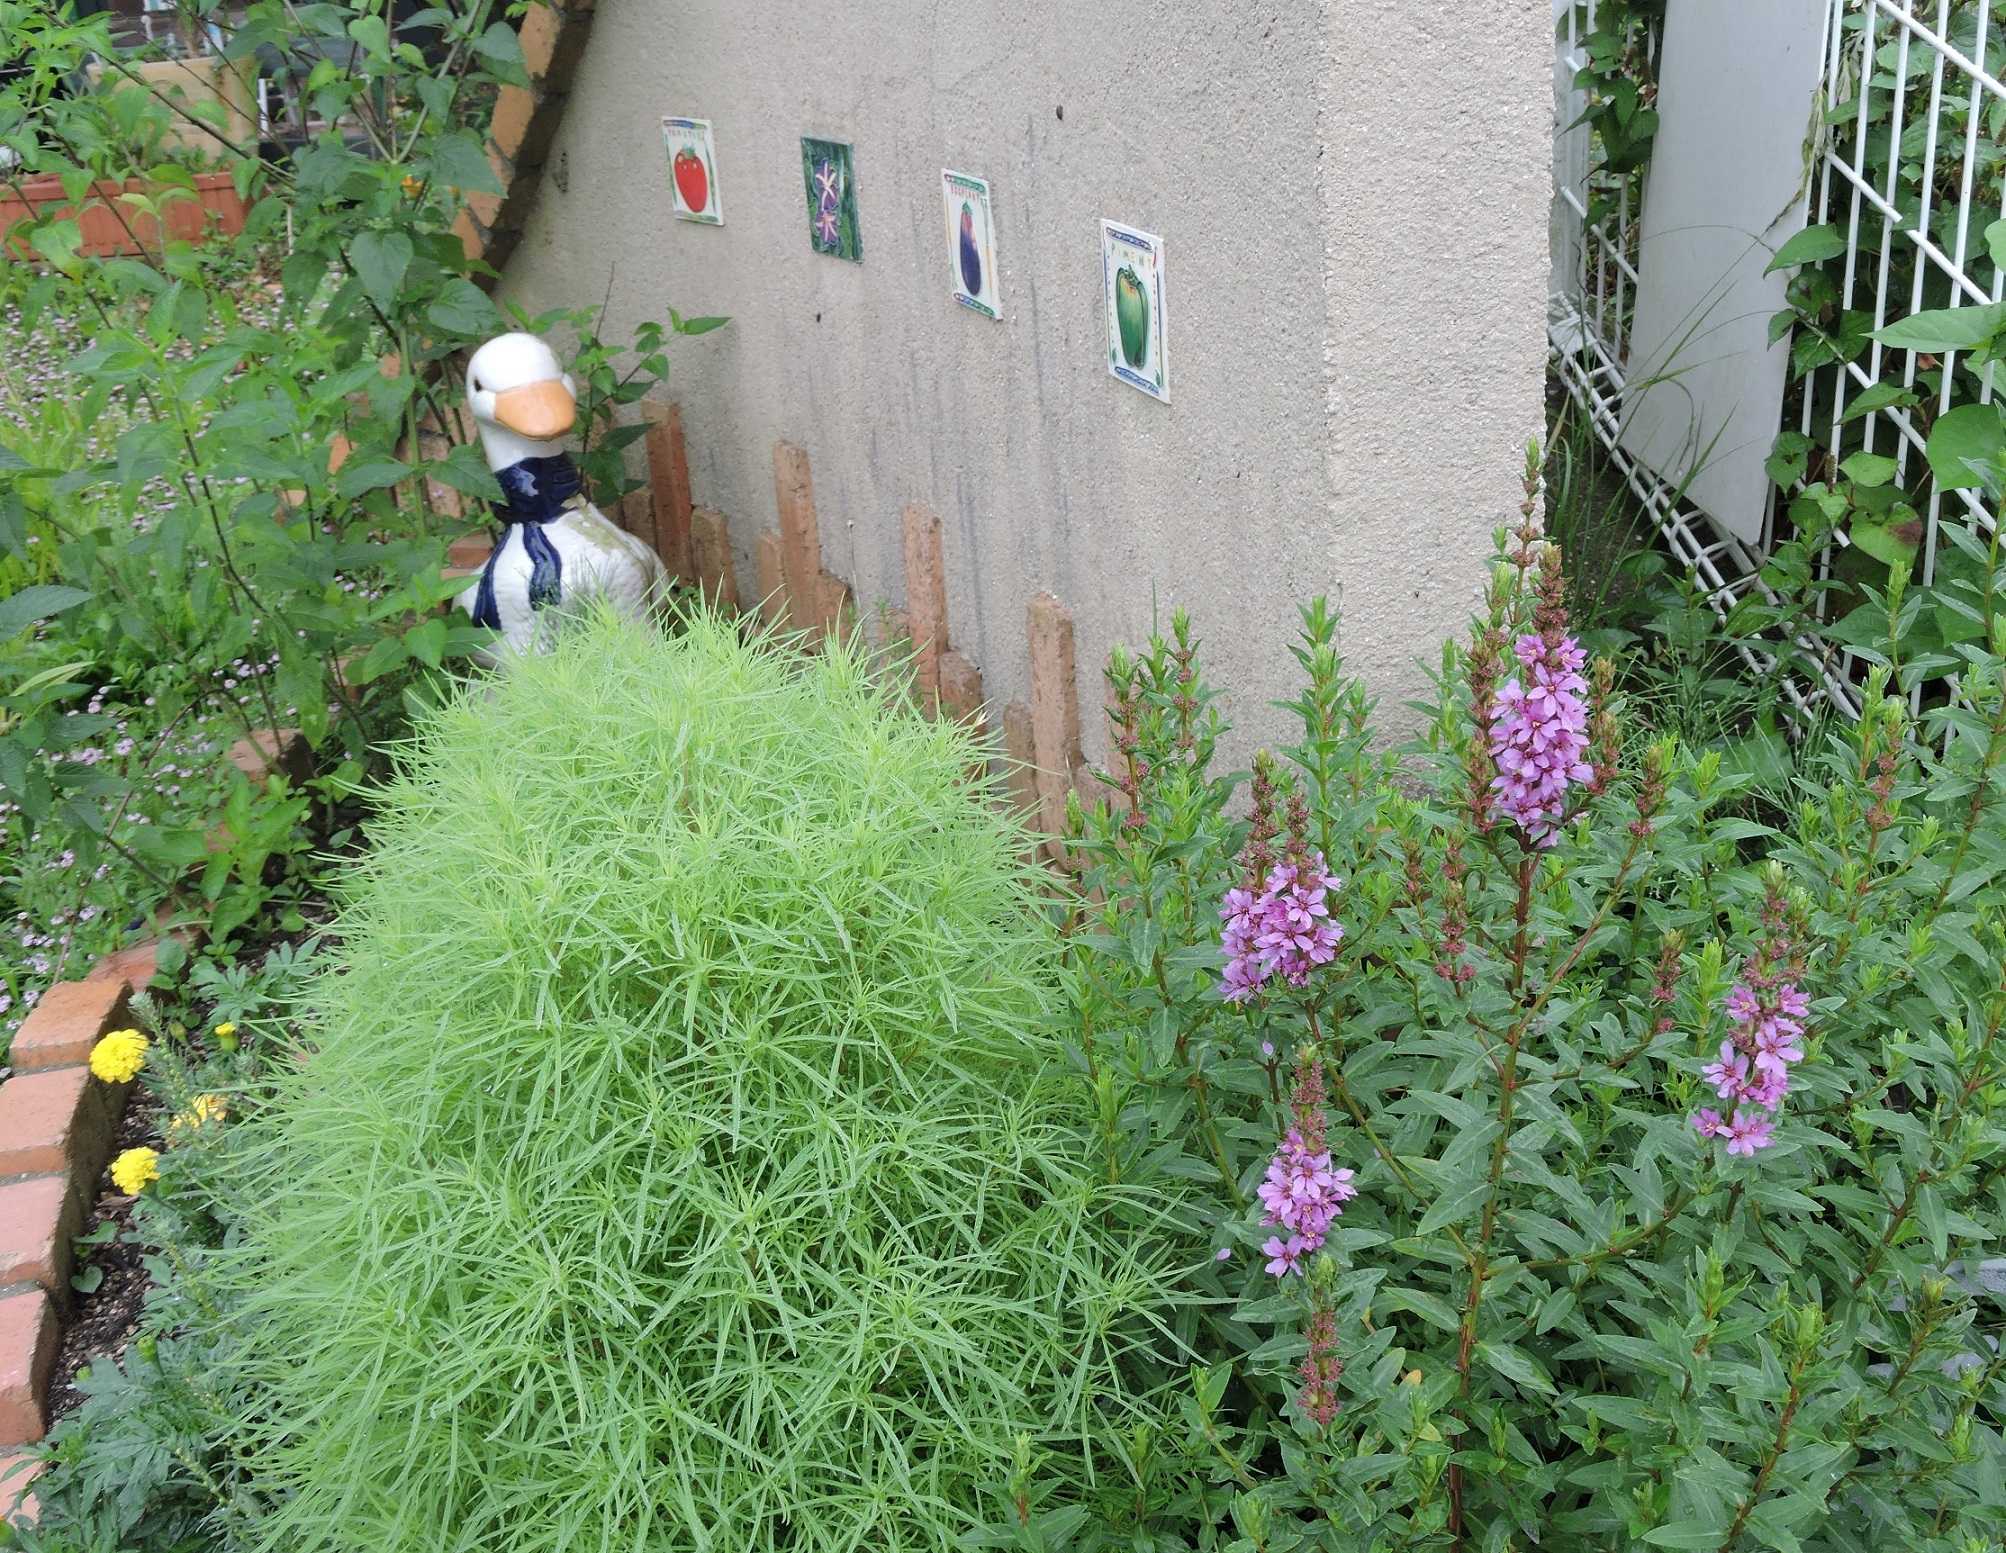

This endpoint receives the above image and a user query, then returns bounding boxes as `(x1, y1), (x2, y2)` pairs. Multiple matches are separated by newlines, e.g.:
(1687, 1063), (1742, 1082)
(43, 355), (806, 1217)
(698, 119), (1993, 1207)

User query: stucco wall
(499, 0), (1550, 762)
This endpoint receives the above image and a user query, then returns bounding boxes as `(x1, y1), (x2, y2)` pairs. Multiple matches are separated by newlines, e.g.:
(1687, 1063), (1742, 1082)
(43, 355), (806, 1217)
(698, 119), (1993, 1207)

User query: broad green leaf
(1850, 516), (1920, 571)
(1766, 431), (1811, 489)
(350, 229), (413, 315)
(1840, 450), (1898, 488)
(1840, 380), (1919, 421)
(429, 130), (504, 196)
(334, 458), (412, 498)
(427, 278), (503, 337)
(1875, 300), (2006, 354)
(0, 584), (91, 642)
(1924, 402), (2006, 490)
(403, 616), (448, 668)
(1764, 223), (1846, 273)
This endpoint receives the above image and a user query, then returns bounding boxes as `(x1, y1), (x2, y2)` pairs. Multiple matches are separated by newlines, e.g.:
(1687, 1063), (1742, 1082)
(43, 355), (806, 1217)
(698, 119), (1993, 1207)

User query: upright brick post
(1027, 593), (1084, 855)
(641, 402), (694, 580)
(900, 503), (947, 700)
(689, 508), (740, 611)
(755, 531), (786, 628)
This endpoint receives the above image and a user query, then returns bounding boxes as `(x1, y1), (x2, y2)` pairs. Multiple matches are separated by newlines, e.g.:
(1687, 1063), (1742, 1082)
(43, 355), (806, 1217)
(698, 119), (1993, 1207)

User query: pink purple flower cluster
(1690, 977), (1810, 1157)
(1256, 1051), (1357, 1277)
(1488, 631), (1593, 846)
(1219, 855), (1344, 1003)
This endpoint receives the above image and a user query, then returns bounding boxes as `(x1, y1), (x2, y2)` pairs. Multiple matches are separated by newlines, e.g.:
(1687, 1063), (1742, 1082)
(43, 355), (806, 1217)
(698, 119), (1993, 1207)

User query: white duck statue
(455, 332), (668, 653)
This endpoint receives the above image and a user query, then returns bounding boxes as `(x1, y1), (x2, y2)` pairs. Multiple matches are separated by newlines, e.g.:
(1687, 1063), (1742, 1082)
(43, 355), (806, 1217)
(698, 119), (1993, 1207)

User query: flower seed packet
(801, 137), (861, 262)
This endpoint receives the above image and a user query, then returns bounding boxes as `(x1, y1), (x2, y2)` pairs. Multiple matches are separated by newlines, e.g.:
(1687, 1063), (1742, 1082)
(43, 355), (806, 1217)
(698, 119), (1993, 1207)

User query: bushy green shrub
(209, 612), (1186, 1553)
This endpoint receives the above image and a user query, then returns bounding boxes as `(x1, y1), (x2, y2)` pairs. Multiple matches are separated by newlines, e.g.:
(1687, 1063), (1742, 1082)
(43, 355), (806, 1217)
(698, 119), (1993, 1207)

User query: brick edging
(0, 977), (141, 1524)
(452, 0), (596, 281)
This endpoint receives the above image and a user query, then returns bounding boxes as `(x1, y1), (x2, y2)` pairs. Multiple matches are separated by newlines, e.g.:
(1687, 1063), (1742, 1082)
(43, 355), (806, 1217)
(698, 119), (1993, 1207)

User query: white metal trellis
(1551, 0), (2006, 718)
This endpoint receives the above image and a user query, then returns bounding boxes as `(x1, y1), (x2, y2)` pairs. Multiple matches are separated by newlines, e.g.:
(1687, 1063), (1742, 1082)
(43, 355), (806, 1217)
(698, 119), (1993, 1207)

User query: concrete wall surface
(500, 0), (1551, 762)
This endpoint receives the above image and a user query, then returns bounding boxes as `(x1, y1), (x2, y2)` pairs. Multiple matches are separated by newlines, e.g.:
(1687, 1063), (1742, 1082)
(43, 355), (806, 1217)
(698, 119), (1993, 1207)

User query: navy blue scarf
(471, 454), (583, 631)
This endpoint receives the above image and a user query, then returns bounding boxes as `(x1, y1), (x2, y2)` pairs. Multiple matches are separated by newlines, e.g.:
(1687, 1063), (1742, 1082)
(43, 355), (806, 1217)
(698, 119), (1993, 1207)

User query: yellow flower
(110, 1146), (159, 1195)
(166, 1093), (228, 1143)
(212, 1022), (236, 1039)
(89, 1029), (148, 1084)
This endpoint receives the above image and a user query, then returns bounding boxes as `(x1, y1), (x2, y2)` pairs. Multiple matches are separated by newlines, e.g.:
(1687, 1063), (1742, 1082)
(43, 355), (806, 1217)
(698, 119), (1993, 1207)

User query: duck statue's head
(465, 332), (578, 471)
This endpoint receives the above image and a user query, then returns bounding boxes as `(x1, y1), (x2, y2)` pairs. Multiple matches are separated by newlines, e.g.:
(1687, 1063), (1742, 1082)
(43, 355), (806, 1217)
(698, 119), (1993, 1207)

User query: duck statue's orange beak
(492, 379), (576, 439)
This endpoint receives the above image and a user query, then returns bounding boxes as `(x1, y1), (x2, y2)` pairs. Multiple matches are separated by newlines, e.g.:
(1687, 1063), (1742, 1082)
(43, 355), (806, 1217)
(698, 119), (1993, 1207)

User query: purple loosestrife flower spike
(1690, 878), (1810, 1159)
(1487, 631), (1593, 846)
(1253, 1051), (1357, 1279)
(1218, 852), (1344, 1002)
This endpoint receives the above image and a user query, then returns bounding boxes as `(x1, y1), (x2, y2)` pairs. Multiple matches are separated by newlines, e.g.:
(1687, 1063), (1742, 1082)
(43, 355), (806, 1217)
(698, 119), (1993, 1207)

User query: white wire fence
(1551, 0), (2006, 719)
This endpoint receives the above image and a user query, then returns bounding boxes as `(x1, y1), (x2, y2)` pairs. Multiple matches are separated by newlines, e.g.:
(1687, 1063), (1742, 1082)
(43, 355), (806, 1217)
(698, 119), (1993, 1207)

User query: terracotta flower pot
(0, 170), (248, 259)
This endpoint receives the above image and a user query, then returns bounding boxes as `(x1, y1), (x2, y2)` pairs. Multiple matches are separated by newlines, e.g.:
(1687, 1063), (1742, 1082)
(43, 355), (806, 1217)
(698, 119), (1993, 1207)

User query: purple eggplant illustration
(957, 201), (981, 296)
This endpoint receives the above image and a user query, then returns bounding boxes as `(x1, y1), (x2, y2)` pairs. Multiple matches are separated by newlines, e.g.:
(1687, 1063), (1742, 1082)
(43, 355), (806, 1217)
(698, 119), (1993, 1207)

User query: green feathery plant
(196, 610), (1193, 1553)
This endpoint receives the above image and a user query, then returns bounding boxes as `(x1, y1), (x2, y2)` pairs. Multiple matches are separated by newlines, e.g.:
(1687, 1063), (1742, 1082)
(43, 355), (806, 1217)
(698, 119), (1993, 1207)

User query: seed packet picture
(1101, 219), (1167, 402)
(663, 116), (721, 225)
(943, 169), (1000, 319)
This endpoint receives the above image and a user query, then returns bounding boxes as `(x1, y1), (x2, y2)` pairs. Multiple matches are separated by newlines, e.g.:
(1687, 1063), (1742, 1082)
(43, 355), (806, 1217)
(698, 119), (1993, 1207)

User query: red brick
(450, 207), (487, 265)
(817, 573), (856, 647)
(901, 503), (947, 699)
(227, 728), (311, 786)
(0, 1450), (41, 1524)
(518, 1), (592, 84)
(447, 534), (492, 570)
(0, 1292), (55, 1445)
(642, 402), (695, 580)
(86, 912), (203, 995)
(10, 980), (130, 1074)
(772, 443), (823, 636)
(1027, 593), (1083, 851)
(755, 531), (785, 629)
(487, 83), (542, 163)
(1000, 701), (1040, 819)
(690, 507), (739, 611)
(0, 1177), (79, 1299)
(0, 1068), (113, 1187)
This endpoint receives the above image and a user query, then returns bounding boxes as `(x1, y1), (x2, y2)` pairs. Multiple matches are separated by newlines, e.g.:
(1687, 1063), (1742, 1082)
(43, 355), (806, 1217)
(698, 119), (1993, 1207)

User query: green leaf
(0, 585), (91, 642)
(429, 130), (503, 196)
(1875, 301), (2006, 354)
(1840, 380), (1920, 421)
(1414, 1177), (1489, 1236)
(1764, 223), (1846, 274)
(347, 13), (390, 58)
(350, 634), (409, 684)
(674, 315), (732, 337)
(403, 616), (448, 669)
(1477, 1340), (1557, 1395)
(334, 458), (412, 498)
(1924, 402), (2006, 491)
(1850, 516), (1920, 571)
(427, 279), (503, 337)
(1766, 431), (1812, 489)
(470, 19), (522, 65)
(1840, 451), (1898, 488)
(1642, 1524), (1732, 1548)
(350, 230), (413, 315)
(69, 1265), (103, 1295)
(1986, 217), (2006, 270)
